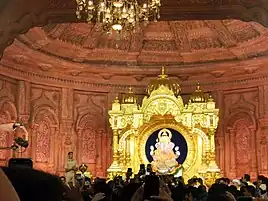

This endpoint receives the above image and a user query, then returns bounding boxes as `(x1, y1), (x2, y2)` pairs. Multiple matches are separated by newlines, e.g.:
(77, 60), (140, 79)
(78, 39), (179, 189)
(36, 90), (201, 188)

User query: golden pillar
(107, 129), (122, 179)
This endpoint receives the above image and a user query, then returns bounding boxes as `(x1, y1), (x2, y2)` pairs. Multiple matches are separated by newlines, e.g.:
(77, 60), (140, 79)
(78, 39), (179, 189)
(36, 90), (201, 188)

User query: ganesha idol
(150, 128), (181, 174)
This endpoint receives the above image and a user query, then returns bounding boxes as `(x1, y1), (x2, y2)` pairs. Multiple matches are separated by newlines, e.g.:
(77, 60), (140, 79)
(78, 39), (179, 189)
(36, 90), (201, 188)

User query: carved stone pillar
(101, 130), (108, 175)
(16, 80), (30, 157)
(250, 127), (258, 178)
(59, 88), (74, 173)
(216, 90), (224, 170)
(258, 118), (268, 175)
(229, 129), (236, 178)
(96, 129), (103, 176)
(258, 85), (268, 116)
(224, 128), (230, 177)
(258, 86), (268, 175)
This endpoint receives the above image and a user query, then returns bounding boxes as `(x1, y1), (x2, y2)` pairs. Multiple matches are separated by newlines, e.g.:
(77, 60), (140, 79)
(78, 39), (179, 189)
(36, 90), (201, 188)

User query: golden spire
(114, 96), (120, 103)
(158, 66), (168, 79)
(196, 82), (201, 91)
(128, 86), (133, 93)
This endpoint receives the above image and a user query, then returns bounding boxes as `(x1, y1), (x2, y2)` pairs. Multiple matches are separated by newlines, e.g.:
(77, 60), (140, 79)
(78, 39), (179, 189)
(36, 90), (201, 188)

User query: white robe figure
(65, 159), (77, 185)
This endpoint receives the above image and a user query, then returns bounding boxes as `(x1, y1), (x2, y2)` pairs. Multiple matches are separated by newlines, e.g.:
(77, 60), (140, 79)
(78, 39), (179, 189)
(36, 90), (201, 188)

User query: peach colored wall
(0, 77), (113, 177)
(0, 75), (268, 179)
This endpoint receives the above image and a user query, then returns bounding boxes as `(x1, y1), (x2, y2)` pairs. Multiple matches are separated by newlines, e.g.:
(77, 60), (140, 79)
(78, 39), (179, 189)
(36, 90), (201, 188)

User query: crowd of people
(1, 163), (268, 201)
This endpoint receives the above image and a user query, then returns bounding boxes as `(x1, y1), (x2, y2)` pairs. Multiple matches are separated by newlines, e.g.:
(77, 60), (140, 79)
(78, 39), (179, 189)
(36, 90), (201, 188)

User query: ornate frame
(137, 119), (197, 175)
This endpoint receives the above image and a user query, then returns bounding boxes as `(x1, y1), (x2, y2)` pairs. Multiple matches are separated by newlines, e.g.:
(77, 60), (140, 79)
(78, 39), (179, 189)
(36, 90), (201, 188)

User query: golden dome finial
(161, 66), (165, 75)
(196, 82), (201, 92)
(208, 94), (214, 102)
(114, 97), (119, 103)
(147, 66), (181, 96)
(128, 86), (133, 93)
(189, 82), (207, 103)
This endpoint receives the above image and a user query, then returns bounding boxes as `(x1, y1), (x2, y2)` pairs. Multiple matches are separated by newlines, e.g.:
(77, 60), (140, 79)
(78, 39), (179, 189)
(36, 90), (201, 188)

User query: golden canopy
(189, 82), (207, 103)
(147, 67), (181, 97)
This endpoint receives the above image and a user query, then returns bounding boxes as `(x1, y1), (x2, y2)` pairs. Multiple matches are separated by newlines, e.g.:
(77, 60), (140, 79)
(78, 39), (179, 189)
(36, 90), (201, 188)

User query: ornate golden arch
(118, 129), (136, 151)
(137, 119), (197, 175)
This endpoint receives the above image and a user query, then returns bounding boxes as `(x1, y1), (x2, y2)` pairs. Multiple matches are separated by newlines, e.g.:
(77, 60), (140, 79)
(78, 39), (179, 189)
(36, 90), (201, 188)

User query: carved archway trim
(137, 119), (197, 175)
(226, 111), (256, 131)
(31, 106), (59, 127)
(76, 113), (99, 131)
(118, 129), (136, 151)
(0, 99), (17, 121)
(192, 128), (210, 152)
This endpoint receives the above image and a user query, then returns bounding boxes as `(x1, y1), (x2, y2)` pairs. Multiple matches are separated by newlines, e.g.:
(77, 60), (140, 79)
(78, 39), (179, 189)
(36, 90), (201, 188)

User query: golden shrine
(107, 67), (220, 183)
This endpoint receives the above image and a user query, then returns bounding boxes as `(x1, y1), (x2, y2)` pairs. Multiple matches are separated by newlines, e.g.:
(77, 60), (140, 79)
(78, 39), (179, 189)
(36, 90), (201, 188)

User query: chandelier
(75, 0), (161, 32)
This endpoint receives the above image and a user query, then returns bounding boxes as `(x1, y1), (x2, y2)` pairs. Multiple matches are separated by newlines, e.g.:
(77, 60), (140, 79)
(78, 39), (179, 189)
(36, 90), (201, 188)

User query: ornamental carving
(35, 120), (51, 163)
(32, 108), (58, 167)
(0, 88), (17, 162)
(235, 120), (251, 177)
(142, 96), (182, 122)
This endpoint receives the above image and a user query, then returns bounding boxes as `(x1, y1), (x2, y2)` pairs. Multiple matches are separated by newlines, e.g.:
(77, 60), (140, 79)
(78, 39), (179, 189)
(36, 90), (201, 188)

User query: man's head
(68, 152), (73, 159)
(243, 174), (251, 182)
(2, 166), (65, 201)
(60, 176), (66, 184)
(241, 185), (256, 197)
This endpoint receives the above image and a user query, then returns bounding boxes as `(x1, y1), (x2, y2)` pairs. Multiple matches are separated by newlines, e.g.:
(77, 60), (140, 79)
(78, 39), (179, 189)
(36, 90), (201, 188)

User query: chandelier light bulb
(112, 24), (122, 31)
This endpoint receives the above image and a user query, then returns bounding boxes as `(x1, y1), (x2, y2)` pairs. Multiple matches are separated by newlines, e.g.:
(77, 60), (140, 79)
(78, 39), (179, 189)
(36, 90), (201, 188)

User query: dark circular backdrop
(145, 128), (188, 165)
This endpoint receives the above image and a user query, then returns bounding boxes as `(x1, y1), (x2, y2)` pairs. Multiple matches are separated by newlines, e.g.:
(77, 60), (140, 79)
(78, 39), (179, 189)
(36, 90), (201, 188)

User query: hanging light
(75, 0), (161, 33)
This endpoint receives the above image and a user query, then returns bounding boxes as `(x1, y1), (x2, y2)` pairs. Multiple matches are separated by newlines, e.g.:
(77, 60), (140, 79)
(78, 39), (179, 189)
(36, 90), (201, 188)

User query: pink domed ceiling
(15, 20), (268, 65)
(2, 19), (268, 90)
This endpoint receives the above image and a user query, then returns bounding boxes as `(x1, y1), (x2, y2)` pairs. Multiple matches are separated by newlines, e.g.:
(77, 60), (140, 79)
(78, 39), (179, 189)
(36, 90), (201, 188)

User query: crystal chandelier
(75, 0), (161, 32)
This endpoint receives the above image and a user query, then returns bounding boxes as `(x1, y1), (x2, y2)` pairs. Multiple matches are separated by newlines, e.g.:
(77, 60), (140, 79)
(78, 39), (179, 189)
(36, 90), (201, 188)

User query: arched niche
(0, 99), (17, 164)
(76, 113), (98, 165)
(226, 110), (256, 178)
(31, 106), (59, 173)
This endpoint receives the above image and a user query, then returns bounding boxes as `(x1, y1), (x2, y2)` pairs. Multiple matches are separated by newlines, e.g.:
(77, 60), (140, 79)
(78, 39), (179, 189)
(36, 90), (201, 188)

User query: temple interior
(1, 0), (268, 182)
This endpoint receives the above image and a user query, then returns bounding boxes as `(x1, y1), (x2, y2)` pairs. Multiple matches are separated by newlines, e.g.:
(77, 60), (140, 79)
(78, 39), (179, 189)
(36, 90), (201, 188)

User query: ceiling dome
(147, 67), (181, 96)
(14, 20), (268, 67)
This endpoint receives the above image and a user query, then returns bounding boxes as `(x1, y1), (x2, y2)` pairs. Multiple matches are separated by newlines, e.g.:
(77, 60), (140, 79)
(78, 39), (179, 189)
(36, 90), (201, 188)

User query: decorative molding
(1, 62), (268, 93)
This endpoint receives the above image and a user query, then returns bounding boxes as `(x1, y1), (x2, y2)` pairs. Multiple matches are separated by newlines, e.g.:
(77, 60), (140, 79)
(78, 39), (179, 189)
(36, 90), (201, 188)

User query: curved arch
(233, 119), (252, 177)
(118, 129), (136, 151)
(137, 120), (197, 176)
(0, 99), (17, 162)
(31, 106), (59, 126)
(192, 128), (210, 152)
(0, 99), (17, 121)
(76, 113), (99, 131)
(226, 111), (255, 130)
(76, 113), (98, 165)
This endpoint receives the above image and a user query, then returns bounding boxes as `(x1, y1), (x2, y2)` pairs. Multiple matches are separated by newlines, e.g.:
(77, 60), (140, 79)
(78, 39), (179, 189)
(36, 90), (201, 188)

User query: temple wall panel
(0, 73), (268, 178)
(0, 76), (112, 177)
